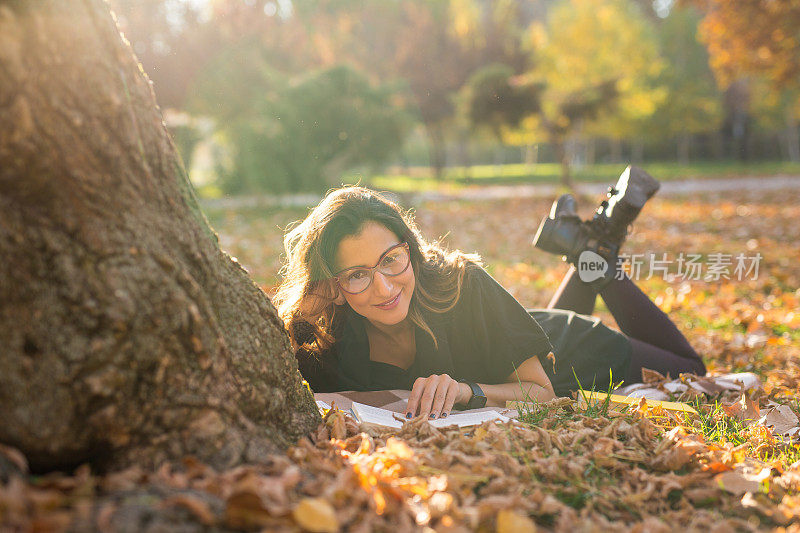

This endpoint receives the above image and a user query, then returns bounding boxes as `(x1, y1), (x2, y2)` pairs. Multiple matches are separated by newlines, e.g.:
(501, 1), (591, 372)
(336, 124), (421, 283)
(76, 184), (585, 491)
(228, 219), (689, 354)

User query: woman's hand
(405, 374), (469, 420)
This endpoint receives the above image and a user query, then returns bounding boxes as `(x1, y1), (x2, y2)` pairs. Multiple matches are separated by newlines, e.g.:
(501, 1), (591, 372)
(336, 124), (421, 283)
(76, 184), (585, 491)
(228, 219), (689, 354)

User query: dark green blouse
(296, 266), (631, 397)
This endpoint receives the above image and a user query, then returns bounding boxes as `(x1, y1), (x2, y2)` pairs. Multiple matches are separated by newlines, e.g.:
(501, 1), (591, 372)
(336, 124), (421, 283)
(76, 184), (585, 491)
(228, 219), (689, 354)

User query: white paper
(351, 402), (404, 428)
(431, 410), (510, 428)
(714, 372), (761, 391)
(624, 388), (670, 401)
(351, 402), (509, 429)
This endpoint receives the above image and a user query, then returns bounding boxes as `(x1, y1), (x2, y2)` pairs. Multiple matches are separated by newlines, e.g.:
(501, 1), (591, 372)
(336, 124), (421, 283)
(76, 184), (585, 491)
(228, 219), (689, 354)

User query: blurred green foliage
(190, 57), (410, 193)
(110, 0), (800, 195)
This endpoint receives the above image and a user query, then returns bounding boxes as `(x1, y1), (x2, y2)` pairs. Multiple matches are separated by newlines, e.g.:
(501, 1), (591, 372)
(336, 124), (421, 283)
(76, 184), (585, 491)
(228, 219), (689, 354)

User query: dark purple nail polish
(406, 412), (412, 419)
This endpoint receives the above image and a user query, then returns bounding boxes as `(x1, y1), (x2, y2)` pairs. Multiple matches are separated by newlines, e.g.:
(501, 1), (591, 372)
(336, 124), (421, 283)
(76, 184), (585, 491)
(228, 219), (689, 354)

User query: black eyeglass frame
(333, 242), (411, 295)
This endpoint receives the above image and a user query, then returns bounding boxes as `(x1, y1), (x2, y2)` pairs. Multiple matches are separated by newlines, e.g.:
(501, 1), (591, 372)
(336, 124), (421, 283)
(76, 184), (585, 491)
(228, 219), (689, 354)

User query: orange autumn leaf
(497, 509), (537, 533)
(292, 498), (339, 533)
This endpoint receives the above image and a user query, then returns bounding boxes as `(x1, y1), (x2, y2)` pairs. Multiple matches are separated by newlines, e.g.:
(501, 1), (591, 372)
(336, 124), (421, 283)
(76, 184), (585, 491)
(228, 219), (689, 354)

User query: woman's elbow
(539, 381), (557, 401)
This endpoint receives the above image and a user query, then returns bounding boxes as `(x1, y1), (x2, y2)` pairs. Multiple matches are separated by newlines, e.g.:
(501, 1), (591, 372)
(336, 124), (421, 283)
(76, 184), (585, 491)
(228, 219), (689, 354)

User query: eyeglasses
(334, 242), (411, 295)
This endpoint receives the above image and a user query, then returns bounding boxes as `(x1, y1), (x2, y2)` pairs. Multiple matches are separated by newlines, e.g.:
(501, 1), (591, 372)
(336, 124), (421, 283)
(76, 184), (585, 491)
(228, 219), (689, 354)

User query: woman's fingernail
(429, 413), (436, 419)
(406, 412), (412, 419)
(441, 412), (448, 418)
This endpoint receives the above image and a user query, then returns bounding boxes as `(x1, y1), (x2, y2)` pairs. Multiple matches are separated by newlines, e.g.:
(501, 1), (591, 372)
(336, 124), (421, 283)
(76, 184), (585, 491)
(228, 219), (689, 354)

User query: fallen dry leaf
(722, 393), (761, 425)
(757, 404), (800, 437)
(496, 509), (537, 533)
(641, 368), (666, 384)
(224, 490), (275, 529)
(292, 497), (339, 533)
(714, 467), (770, 496)
(162, 494), (216, 526)
(650, 426), (707, 471)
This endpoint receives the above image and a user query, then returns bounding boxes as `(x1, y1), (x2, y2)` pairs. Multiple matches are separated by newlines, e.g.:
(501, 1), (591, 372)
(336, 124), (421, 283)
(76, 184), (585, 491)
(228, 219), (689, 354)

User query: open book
(350, 401), (510, 429)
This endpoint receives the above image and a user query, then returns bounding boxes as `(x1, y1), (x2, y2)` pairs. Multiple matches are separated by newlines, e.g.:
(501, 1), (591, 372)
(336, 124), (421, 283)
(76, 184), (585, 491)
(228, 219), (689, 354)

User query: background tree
(105, 0), (800, 190)
(685, 0), (800, 162)
(643, 5), (723, 163)
(293, 0), (530, 180)
(366, 1), (474, 180)
(0, 0), (319, 472)
(459, 64), (543, 173)
(461, 63), (542, 142)
(687, 0), (800, 89)
(449, 0), (535, 171)
(749, 80), (800, 163)
(505, 0), (662, 185)
(191, 62), (411, 193)
(548, 0), (665, 165)
(109, 0), (207, 109)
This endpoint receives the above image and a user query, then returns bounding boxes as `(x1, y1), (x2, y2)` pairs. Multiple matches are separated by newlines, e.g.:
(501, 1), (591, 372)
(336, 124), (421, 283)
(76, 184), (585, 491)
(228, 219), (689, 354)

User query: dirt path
(407, 174), (800, 203)
(200, 175), (800, 210)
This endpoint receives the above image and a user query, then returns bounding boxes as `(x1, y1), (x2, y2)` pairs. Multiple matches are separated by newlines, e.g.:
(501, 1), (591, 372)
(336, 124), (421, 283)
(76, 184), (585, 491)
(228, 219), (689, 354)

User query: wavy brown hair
(273, 186), (481, 355)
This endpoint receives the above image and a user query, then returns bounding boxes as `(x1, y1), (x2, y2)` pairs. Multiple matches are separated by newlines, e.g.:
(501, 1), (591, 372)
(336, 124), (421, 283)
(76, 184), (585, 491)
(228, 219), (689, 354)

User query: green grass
(762, 443), (800, 466)
(694, 400), (750, 447)
(675, 310), (745, 334)
(514, 369), (623, 427)
(515, 397), (551, 427)
(771, 323), (800, 342)
(691, 399), (800, 468)
(363, 160), (800, 192)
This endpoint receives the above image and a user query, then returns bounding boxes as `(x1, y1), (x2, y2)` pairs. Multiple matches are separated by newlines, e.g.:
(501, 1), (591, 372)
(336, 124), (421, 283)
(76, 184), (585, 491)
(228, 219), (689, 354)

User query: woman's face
(334, 221), (415, 328)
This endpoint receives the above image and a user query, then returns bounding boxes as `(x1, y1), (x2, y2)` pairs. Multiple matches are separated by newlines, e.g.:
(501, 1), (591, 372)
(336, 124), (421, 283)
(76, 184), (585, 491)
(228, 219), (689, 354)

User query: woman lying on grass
(274, 174), (705, 421)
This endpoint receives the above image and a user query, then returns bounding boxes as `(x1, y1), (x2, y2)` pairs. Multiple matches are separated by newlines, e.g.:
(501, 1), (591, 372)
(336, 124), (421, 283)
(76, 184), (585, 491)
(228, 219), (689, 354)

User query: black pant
(547, 265), (706, 383)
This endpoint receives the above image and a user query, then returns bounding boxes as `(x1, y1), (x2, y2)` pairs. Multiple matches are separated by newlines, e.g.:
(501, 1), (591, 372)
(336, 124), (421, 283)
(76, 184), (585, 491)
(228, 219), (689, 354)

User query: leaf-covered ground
(2, 186), (799, 531)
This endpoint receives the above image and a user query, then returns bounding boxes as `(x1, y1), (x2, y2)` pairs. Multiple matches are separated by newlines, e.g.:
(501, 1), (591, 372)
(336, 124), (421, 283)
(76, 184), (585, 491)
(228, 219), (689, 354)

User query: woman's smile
(374, 290), (402, 310)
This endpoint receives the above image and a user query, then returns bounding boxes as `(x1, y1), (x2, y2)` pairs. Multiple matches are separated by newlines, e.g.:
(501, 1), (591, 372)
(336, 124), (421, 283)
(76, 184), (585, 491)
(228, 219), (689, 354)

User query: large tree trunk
(456, 129), (472, 180)
(631, 139), (644, 164)
(583, 138), (595, 166)
(425, 122), (446, 180)
(677, 133), (691, 165)
(784, 114), (800, 163)
(609, 138), (623, 164)
(551, 136), (573, 189)
(524, 143), (538, 165)
(0, 0), (319, 473)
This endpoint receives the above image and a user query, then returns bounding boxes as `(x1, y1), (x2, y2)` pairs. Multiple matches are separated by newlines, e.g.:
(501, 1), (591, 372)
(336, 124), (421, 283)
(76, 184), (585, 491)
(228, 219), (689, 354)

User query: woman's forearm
(458, 381), (556, 407)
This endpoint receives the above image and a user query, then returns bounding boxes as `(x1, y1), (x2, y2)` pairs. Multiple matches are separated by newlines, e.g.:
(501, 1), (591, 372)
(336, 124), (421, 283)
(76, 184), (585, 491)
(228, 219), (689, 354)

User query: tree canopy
(687, 0), (800, 89)
(107, 0), (800, 191)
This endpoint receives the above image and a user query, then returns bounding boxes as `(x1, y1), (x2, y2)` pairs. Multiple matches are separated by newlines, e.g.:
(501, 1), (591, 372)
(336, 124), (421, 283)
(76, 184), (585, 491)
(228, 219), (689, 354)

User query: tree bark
(677, 133), (691, 165)
(631, 139), (644, 164)
(456, 129), (472, 179)
(784, 115), (800, 163)
(426, 122), (446, 180)
(552, 136), (573, 189)
(524, 143), (538, 165)
(492, 143), (505, 175)
(584, 138), (596, 166)
(609, 138), (623, 164)
(0, 0), (319, 473)
(711, 131), (724, 160)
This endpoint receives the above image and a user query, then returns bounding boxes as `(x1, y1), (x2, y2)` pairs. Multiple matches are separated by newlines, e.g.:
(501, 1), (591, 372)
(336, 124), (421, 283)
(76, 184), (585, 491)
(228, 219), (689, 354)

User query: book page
(431, 410), (509, 428)
(315, 400), (331, 414)
(351, 402), (404, 428)
(351, 402), (509, 429)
